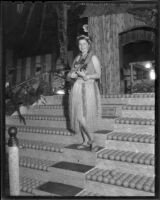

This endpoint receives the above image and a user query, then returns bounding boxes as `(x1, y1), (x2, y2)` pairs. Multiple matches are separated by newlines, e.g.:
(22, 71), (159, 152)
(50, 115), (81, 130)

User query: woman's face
(78, 39), (90, 54)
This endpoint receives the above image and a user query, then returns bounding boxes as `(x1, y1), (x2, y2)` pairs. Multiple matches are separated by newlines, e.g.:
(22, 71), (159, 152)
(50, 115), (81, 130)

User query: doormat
(37, 181), (82, 196)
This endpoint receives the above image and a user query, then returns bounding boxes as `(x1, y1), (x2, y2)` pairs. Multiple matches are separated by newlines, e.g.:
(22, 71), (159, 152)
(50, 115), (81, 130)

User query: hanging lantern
(17, 3), (24, 14)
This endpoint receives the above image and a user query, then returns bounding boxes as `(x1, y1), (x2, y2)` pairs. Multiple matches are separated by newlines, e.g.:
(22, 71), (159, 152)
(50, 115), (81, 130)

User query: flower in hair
(83, 24), (88, 32)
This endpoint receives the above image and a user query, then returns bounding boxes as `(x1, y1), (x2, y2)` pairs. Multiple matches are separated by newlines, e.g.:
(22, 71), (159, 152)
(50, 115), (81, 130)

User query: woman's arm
(87, 55), (101, 79)
(67, 56), (80, 79)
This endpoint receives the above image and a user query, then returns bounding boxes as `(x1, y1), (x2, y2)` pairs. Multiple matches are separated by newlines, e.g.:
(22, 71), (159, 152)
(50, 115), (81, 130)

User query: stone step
(101, 93), (155, 106)
(85, 168), (154, 196)
(96, 149), (154, 176)
(63, 144), (104, 166)
(20, 176), (47, 195)
(20, 191), (33, 196)
(27, 107), (67, 116)
(105, 132), (154, 153)
(114, 124), (154, 135)
(9, 116), (154, 127)
(18, 138), (65, 154)
(6, 125), (81, 145)
(12, 114), (67, 121)
(19, 156), (56, 171)
(6, 115), (69, 128)
(101, 97), (154, 105)
(94, 130), (113, 147)
(20, 175), (82, 196)
(17, 138), (104, 166)
(76, 189), (102, 196)
(19, 148), (67, 164)
(6, 115), (115, 130)
(44, 93), (155, 106)
(32, 104), (64, 110)
(31, 104), (121, 118)
(19, 157), (94, 188)
(114, 118), (154, 135)
(6, 125), (73, 136)
(6, 125), (111, 147)
(49, 161), (94, 188)
(121, 105), (154, 119)
(115, 117), (155, 126)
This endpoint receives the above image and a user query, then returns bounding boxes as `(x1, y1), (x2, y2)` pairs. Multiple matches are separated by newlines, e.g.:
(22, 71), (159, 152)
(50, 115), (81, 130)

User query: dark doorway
(121, 40), (155, 93)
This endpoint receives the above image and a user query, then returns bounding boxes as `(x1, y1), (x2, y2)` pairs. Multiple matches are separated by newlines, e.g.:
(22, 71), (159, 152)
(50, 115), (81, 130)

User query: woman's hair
(76, 35), (92, 45)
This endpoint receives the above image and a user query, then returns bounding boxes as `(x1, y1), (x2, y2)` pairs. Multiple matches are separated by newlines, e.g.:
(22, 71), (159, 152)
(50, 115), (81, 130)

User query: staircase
(5, 93), (155, 196)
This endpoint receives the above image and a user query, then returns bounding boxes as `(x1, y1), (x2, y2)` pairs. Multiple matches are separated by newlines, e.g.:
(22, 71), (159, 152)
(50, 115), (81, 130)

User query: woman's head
(77, 35), (92, 54)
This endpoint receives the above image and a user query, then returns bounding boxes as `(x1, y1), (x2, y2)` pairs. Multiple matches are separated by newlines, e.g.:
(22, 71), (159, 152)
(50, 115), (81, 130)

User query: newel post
(8, 127), (20, 195)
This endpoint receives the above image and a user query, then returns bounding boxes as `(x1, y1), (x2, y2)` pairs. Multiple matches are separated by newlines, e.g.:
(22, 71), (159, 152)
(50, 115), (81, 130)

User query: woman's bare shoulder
(91, 55), (100, 62)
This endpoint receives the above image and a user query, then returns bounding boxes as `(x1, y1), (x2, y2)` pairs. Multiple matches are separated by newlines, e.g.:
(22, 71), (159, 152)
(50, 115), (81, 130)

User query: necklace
(79, 52), (88, 64)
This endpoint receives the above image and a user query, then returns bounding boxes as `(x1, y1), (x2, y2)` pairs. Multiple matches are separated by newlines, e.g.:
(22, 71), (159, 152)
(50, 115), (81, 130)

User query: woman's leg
(77, 122), (90, 149)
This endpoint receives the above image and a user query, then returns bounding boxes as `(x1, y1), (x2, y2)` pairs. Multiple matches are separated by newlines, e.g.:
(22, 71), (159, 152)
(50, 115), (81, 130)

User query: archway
(119, 26), (155, 93)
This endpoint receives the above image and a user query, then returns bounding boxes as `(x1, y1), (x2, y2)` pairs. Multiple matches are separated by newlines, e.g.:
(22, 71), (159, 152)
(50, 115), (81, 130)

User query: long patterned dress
(69, 53), (102, 137)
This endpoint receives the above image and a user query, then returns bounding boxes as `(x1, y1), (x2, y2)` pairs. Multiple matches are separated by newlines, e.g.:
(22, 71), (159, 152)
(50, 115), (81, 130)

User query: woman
(67, 35), (101, 151)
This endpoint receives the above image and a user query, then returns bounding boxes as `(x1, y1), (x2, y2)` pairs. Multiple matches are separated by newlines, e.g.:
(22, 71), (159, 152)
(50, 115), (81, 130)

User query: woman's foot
(88, 140), (99, 152)
(77, 141), (90, 149)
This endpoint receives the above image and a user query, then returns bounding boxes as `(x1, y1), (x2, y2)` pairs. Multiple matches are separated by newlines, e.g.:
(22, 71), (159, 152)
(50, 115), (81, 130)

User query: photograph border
(1, 0), (160, 199)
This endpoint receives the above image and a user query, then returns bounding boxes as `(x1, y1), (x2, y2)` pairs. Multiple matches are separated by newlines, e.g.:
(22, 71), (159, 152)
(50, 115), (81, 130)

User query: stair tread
(45, 93), (155, 98)
(102, 93), (154, 98)
(33, 105), (64, 109)
(97, 149), (154, 166)
(65, 143), (104, 152)
(122, 105), (155, 110)
(115, 117), (154, 125)
(11, 114), (67, 121)
(106, 132), (154, 143)
(18, 138), (65, 152)
(86, 168), (154, 193)
(6, 125), (74, 136)
(20, 176), (46, 194)
(52, 161), (94, 173)
(19, 156), (56, 171)
(77, 189), (102, 196)
(34, 103), (124, 108)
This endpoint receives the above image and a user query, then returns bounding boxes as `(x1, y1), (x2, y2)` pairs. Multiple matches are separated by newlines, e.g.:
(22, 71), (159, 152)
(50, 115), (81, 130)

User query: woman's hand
(76, 70), (86, 77)
(70, 71), (78, 79)
(76, 70), (88, 81)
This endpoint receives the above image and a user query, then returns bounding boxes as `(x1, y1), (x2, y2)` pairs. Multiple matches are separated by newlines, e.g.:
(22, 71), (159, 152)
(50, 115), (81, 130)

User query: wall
(14, 51), (74, 85)
(5, 49), (13, 72)
(88, 13), (146, 94)
(15, 53), (55, 84)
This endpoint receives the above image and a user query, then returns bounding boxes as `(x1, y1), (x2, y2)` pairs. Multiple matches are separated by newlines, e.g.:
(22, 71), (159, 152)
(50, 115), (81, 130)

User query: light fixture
(145, 62), (152, 69)
(56, 90), (65, 95)
(149, 69), (155, 80)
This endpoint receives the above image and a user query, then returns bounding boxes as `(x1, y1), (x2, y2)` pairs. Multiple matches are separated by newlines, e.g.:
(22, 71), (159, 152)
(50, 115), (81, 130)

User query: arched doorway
(119, 26), (155, 93)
